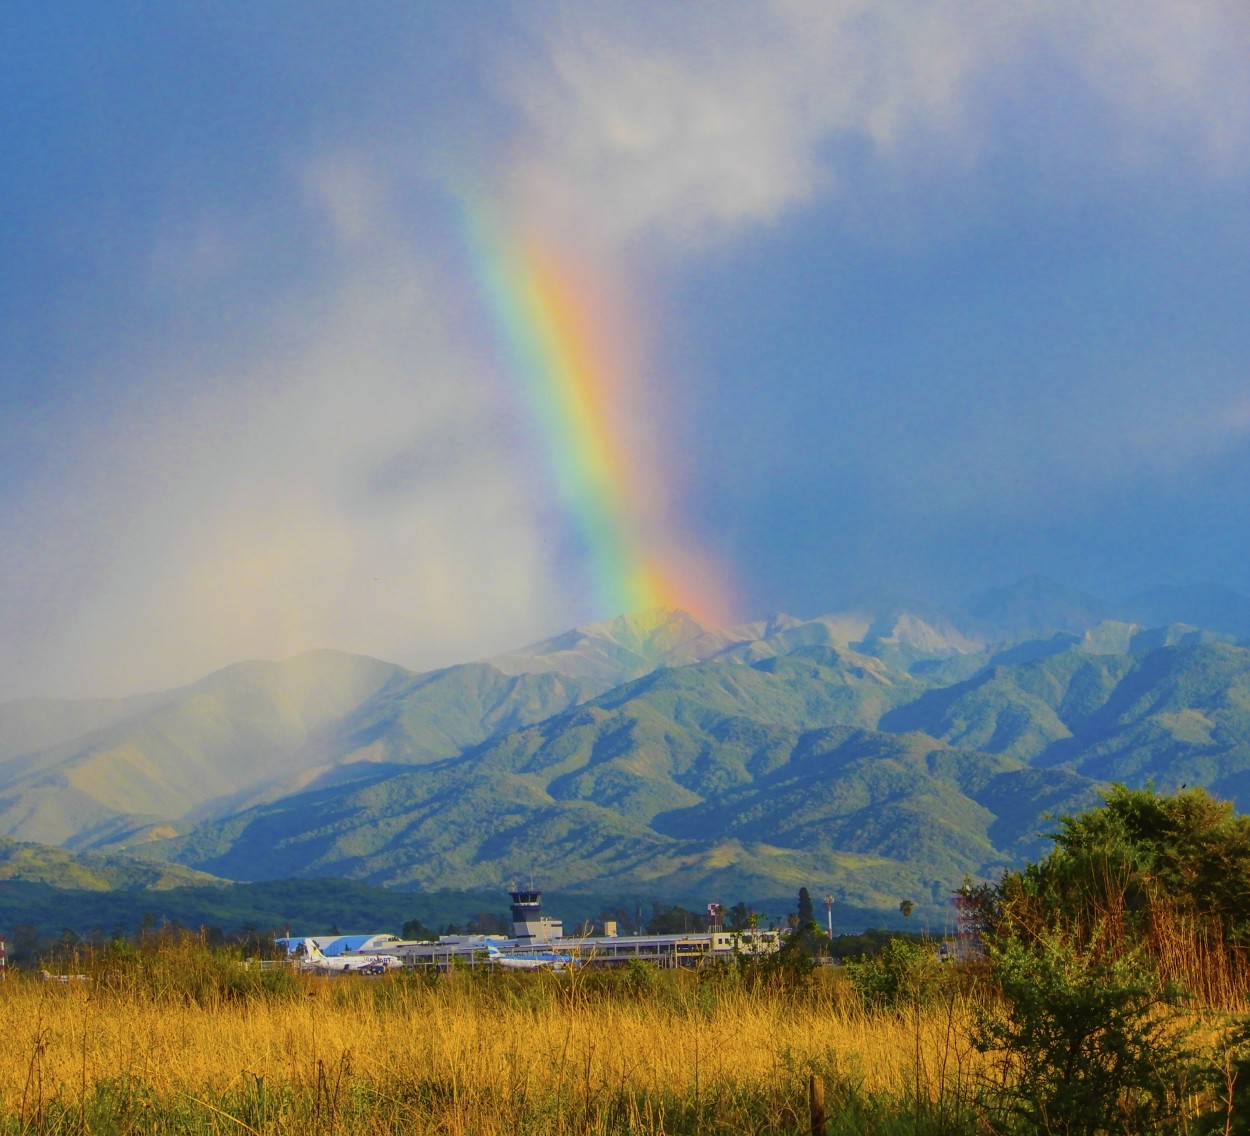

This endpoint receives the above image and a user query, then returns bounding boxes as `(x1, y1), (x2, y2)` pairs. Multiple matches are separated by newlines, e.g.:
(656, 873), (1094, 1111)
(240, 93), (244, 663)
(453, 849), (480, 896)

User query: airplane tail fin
(303, 938), (325, 961)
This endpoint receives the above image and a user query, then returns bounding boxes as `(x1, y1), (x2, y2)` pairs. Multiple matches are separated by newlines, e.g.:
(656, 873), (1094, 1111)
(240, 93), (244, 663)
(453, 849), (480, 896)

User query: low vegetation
(2, 785), (1249, 1133)
(4, 948), (984, 1135)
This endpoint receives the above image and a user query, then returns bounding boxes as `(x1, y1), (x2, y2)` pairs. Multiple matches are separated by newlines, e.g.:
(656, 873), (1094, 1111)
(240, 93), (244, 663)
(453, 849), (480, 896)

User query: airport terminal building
(377, 890), (781, 970)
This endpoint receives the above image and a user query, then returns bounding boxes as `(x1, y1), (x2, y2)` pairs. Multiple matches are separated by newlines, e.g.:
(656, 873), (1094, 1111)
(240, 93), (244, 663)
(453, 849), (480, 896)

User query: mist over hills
(3, 577), (1250, 923)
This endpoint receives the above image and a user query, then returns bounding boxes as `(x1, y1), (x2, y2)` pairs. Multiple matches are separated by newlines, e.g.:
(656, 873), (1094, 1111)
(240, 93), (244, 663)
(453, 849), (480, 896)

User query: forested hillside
(4, 584), (1250, 922)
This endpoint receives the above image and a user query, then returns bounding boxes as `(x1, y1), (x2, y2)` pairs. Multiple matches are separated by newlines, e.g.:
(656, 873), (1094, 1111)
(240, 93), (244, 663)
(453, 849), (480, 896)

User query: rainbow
(462, 202), (710, 619)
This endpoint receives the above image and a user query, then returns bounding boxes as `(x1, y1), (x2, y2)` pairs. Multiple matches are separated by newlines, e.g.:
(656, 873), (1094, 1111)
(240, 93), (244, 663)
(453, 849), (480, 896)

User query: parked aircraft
(485, 941), (574, 971)
(296, 939), (401, 975)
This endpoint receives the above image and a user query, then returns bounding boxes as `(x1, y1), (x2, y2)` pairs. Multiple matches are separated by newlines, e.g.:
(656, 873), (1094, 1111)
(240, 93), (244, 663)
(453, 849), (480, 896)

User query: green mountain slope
(0, 835), (224, 891)
(13, 590), (1250, 927)
(649, 727), (1098, 866)
(1039, 642), (1250, 794)
(134, 650), (1099, 916)
(0, 607), (966, 852)
(307, 663), (594, 767)
(0, 651), (408, 846)
(881, 636), (1250, 806)
(879, 640), (1135, 760)
(0, 690), (174, 763)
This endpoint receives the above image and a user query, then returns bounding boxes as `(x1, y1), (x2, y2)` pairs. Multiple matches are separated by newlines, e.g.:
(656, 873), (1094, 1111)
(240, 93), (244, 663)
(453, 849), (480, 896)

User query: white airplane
(296, 938), (402, 975)
(485, 941), (575, 971)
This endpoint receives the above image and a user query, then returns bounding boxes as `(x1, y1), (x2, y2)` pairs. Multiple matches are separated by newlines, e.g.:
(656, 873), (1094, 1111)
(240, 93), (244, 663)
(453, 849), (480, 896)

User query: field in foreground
(0, 941), (1242, 1136)
(1, 949), (981, 1136)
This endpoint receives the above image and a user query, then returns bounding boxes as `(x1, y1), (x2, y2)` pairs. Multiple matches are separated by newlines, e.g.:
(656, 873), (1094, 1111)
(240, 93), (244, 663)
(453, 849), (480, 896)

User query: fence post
(808, 1073), (826, 1136)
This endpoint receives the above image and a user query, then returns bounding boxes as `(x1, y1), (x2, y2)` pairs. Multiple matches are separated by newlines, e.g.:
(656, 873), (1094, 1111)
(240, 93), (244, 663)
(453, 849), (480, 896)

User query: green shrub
(1194, 1020), (1250, 1136)
(975, 936), (1190, 1136)
(624, 957), (661, 995)
(845, 937), (944, 1012)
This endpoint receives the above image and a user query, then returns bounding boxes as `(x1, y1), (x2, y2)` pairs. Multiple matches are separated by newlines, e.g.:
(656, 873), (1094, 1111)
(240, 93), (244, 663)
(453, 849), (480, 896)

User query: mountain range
(4, 577), (1250, 923)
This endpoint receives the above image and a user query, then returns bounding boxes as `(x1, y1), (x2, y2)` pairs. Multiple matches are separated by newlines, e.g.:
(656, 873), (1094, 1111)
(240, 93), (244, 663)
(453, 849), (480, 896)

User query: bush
(1194, 1020), (1250, 1136)
(624, 958), (661, 995)
(975, 936), (1190, 1136)
(845, 937), (944, 1011)
(999, 785), (1250, 957)
(66, 936), (302, 1007)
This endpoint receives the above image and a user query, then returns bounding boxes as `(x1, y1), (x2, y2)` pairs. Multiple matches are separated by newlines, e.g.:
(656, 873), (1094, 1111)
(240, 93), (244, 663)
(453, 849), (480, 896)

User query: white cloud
(502, 0), (1250, 250)
(1068, 1), (1250, 174)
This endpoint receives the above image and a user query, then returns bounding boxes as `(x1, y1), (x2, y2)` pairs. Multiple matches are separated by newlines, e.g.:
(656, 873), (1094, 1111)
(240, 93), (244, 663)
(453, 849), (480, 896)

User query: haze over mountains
(4, 576), (1250, 920)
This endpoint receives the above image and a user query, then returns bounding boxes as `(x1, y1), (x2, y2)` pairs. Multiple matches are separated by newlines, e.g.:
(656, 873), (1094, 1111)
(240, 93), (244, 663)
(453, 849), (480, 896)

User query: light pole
(825, 894), (834, 941)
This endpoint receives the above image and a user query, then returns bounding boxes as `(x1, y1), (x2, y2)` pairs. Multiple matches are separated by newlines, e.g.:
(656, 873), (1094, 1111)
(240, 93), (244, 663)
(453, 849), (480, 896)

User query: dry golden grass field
(0, 942), (996, 1136)
(0, 939), (1241, 1135)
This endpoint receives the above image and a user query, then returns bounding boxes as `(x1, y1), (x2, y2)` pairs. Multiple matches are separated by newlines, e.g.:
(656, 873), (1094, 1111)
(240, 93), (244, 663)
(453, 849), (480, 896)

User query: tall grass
(1000, 852), (1250, 1010)
(0, 946), (990, 1135)
(1, 939), (1242, 1134)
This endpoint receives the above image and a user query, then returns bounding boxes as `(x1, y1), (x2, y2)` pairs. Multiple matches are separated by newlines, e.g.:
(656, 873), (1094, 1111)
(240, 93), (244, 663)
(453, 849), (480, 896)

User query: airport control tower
(510, 889), (563, 943)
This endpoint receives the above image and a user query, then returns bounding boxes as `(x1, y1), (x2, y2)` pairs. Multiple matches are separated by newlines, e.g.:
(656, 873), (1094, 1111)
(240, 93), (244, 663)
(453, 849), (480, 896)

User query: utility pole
(825, 894), (834, 941)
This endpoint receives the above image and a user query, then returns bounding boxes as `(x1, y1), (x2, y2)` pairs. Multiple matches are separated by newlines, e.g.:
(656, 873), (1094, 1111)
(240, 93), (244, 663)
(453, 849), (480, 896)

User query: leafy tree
(845, 937), (944, 1011)
(1195, 1021), (1250, 1136)
(970, 787), (1223, 1135)
(465, 911), (510, 935)
(10, 924), (39, 965)
(725, 902), (752, 932)
(831, 928), (926, 960)
(58, 927), (81, 952)
(997, 785), (1250, 963)
(753, 926), (816, 983)
(976, 936), (1187, 1136)
(401, 917), (434, 941)
(797, 887), (814, 926)
(596, 905), (643, 936)
(899, 899), (915, 919)
(623, 958), (661, 994)
(645, 904), (706, 934)
(954, 876), (1002, 944)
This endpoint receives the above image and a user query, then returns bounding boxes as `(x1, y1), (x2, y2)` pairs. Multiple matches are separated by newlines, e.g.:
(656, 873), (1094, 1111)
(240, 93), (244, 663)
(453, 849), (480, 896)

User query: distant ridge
(956, 575), (1109, 640)
(488, 607), (744, 683)
(0, 689), (175, 762)
(0, 650), (408, 847)
(1119, 584), (1250, 640)
(5, 579), (1250, 922)
(0, 834), (224, 891)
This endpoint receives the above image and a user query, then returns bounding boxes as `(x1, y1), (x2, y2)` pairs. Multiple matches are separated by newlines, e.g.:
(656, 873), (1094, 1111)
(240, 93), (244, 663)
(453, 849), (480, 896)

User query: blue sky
(2, 2), (1249, 698)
